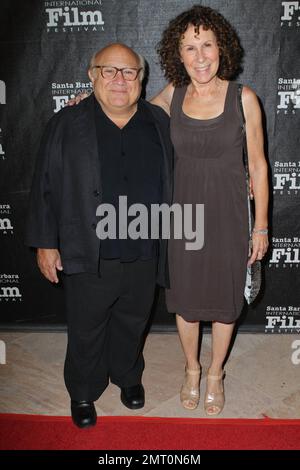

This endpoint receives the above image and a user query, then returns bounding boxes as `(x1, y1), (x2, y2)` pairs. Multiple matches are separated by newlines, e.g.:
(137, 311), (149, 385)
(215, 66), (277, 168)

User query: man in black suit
(25, 43), (172, 428)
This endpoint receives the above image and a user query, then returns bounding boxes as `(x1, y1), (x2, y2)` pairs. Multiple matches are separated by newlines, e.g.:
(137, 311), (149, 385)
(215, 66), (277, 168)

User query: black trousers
(63, 258), (157, 401)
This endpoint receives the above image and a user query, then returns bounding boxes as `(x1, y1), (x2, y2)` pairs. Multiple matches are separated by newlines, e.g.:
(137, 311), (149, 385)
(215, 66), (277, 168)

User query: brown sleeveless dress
(165, 81), (249, 323)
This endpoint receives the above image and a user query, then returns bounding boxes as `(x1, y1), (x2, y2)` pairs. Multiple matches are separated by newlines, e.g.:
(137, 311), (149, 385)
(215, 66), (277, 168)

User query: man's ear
(88, 68), (95, 83)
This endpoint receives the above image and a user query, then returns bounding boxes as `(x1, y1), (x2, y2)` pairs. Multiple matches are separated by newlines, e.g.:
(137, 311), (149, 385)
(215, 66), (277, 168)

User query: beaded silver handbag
(238, 84), (262, 305)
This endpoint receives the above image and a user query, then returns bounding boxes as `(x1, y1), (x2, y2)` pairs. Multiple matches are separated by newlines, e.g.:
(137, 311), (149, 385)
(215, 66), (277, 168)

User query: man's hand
(66, 92), (90, 106)
(37, 248), (63, 283)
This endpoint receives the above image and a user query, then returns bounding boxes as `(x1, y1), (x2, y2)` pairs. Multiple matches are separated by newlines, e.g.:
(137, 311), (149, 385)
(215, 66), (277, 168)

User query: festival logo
(0, 274), (22, 302)
(51, 80), (92, 113)
(277, 78), (300, 114)
(44, 0), (105, 33)
(269, 236), (300, 268)
(273, 160), (300, 196)
(0, 204), (13, 235)
(281, 1), (300, 27)
(265, 305), (300, 333)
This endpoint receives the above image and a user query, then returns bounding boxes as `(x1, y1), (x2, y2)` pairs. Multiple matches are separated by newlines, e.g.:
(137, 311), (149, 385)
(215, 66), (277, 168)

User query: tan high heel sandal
(180, 366), (201, 410)
(204, 371), (225, 416)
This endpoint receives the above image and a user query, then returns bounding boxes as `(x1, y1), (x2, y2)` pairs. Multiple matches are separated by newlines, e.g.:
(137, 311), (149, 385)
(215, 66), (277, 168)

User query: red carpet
(0, 414), (299, 450)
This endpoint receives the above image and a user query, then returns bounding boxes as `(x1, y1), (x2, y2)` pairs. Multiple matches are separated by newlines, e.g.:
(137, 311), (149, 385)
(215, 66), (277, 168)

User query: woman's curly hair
(157, 5), (244, 87)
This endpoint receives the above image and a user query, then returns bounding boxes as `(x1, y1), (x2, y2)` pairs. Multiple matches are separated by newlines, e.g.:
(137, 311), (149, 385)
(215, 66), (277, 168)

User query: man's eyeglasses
(92, 65), (142, 81)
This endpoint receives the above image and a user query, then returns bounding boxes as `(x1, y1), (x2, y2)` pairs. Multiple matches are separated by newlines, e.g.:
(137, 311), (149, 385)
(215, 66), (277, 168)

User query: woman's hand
(66, 92), (90, 106)
(247, 232), (269, 266)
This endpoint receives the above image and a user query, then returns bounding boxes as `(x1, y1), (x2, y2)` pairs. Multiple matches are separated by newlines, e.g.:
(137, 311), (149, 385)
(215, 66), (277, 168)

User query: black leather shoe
(71, 400), (97, 428)
(120, 384), (145, 409)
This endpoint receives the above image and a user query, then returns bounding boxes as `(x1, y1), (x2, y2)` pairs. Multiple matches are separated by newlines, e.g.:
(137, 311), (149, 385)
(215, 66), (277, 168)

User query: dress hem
(166, 303), (243, 324)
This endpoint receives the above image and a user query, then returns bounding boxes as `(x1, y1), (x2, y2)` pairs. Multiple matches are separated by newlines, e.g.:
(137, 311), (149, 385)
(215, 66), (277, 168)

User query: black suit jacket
(25, 94), (173, 287)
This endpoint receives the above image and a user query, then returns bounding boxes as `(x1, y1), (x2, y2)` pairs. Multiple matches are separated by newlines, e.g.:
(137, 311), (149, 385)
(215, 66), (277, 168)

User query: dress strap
(170, 85), (187, 118)
(222, 81), (235, 117)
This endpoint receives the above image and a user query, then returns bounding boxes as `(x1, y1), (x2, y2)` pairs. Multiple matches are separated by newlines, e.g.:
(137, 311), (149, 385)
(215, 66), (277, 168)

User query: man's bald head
(89, 43), (145, 81)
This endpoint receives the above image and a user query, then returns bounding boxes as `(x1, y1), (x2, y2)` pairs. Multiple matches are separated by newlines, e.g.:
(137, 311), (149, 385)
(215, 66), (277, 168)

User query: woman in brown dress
(151, 5), (269, 415)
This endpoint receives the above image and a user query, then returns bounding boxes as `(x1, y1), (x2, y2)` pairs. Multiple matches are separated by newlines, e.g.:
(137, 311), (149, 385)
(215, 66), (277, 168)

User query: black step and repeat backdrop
(0, 0), (299, 331)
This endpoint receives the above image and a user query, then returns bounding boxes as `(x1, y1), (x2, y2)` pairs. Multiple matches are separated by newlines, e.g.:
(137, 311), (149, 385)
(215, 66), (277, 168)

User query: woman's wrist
(252, 227), (268, 235)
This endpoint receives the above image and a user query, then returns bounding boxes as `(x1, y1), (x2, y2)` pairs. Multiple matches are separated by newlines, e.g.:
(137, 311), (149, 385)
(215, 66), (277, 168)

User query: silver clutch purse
(244, 260), (262, 304)
(238, 84), (262, 305)
(244, 239), (262, 304)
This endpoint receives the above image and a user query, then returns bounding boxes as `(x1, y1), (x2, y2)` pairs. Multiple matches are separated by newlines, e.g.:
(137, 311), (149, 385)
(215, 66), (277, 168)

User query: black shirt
(94, 96), (163, 261)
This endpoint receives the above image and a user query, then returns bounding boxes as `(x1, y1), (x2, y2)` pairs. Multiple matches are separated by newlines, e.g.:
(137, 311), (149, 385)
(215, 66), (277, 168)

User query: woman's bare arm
(243, 86), (269, 264)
